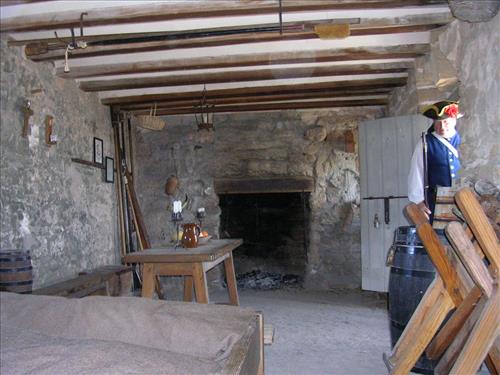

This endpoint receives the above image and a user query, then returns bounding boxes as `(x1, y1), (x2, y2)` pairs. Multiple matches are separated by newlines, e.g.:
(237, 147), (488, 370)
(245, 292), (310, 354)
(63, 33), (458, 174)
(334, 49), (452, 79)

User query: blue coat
(426, 132), (461, 221)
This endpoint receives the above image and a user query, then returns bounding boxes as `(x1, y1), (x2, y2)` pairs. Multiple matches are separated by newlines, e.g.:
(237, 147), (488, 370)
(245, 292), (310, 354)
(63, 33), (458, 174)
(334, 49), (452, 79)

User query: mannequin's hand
(417, 201), (431, 220)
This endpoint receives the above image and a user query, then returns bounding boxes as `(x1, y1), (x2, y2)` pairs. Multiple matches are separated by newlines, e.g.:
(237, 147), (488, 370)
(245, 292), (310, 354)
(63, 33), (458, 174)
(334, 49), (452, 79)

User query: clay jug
(182, 223), (200, 248)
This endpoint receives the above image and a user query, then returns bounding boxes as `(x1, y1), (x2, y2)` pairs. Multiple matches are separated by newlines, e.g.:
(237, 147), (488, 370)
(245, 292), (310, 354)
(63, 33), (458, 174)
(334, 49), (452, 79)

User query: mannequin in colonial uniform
(408, 100), (463, 223)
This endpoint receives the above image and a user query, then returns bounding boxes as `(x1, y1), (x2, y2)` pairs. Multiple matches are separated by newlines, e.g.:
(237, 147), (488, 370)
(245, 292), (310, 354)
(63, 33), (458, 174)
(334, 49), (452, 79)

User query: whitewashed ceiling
(1, 0), (454, 114)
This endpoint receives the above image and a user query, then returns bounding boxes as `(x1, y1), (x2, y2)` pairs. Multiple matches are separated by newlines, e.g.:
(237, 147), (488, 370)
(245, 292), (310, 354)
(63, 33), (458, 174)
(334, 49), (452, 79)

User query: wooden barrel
(387, 226), (440, 374)
(0, 250), (33, 293)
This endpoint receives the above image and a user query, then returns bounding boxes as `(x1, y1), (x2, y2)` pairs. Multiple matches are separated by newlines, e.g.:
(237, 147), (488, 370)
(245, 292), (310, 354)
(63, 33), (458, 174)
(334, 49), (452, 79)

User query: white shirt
(408, 139), (425, 204)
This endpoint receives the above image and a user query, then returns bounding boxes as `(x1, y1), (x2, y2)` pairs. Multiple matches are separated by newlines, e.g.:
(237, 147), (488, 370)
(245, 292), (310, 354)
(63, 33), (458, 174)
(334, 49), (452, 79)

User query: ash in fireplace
(234, 270), (301, 290)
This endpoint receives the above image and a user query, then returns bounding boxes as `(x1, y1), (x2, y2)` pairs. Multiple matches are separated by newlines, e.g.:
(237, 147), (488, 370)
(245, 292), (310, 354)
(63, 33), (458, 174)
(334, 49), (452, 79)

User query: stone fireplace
(219, 192), (310, 287)
(134, 109), (383, 291)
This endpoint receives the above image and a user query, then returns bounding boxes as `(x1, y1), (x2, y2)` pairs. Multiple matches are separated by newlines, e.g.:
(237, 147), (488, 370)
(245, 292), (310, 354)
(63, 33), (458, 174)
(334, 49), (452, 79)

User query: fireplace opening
(219, 192), (309, 289)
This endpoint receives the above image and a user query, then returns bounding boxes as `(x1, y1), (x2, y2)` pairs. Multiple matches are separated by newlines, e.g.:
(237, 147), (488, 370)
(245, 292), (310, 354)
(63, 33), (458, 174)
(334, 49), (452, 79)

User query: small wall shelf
(71, 158), (105, 170)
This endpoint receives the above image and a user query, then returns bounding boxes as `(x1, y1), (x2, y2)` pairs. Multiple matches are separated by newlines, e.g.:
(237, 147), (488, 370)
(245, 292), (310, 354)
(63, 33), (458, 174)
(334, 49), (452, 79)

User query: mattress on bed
(0, 292), (262, 375)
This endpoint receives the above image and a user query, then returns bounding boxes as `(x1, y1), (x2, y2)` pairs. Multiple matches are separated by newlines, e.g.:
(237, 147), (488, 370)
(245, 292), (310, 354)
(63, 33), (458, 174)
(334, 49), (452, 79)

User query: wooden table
(122, 239), (242, 305)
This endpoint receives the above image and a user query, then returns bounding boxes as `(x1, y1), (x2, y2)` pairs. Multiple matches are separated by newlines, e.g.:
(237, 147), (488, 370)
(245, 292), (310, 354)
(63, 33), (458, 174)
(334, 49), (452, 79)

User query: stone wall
(0, 37), (118, 288)
(388, 15), (500, 187)
(134, 107), (384, 290)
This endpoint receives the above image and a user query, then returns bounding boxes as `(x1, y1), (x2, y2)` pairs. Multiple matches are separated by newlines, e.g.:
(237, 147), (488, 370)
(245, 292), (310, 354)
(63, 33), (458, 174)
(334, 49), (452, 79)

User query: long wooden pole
(111, 108), (126, 258)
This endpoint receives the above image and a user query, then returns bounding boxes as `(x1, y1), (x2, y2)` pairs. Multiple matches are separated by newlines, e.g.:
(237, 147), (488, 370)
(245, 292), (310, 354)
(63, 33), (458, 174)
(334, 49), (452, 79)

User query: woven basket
(135, 104), (165, 131)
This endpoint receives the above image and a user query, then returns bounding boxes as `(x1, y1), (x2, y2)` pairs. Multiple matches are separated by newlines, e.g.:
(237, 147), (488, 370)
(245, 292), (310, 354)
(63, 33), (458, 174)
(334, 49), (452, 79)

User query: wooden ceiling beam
(28, 23), (444, 62)
(142, 98), (388, 116)
(11, 12), (449, 48)
(56, 44), (428, 79)
(121, 89), (391, 111)
(101, 77), (407, 105)
(80, 63), (408, 92)
(10, 18), (359, 47)
(1, 1), (448, 33)
(0, 0), (48, 6)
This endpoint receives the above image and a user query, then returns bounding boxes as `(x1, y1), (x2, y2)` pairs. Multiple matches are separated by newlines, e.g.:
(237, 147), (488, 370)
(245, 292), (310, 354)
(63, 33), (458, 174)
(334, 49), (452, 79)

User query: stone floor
(213, 287), (391, 375)
(211, 287), (490, 375)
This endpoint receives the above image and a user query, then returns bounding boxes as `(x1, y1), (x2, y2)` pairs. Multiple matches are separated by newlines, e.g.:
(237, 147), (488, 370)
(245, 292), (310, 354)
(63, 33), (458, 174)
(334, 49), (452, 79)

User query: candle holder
(171, 211), (183, 248)
(196, 209), (206, 230)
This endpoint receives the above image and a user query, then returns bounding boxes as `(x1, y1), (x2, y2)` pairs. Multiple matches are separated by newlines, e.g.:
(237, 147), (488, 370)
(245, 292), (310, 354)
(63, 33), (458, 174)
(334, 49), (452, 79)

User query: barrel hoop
(0, 266), (33, 273)
(393, 245), (428, 256)
(0, 280), (33, 286)
(390, 267), (435, 278)
(0, 256), (31, 262)
(393, 244), (425, 249)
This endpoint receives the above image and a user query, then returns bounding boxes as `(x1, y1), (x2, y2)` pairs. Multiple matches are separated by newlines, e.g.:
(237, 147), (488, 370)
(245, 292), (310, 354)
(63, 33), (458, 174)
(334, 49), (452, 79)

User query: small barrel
(387, 226), (443, 374)
(0, 250), (33, 293)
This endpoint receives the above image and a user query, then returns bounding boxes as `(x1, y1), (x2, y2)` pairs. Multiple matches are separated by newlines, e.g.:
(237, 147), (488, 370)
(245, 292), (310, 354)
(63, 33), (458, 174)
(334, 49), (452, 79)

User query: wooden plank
(455, 188), (500, 271)
(435, 294), (487, 375)
(56, 45), (430, 79)
(124, 170), (151, 248)
(71, 157), (105, 170)
(405, 203), (464, 305)
(0, 0), (48, 6)
(449, 288), (500, 375)
(214, 177), (314, 194)
(264, 324), (275, 345)
(79, 64), (408, 92)
(103, 77), (406, 106)
(390, 289), (455, 375)
(426, 286), (482, 359)
(122, 239), (243, 263)
(446, 222), (494, 297)
(123, 89), (391, 112)
(387, 278), (446, 368)
(28, 24), (442, 62)
(1, 1), (448, 32)
(154, 99), (388, 116)
(33, 265), (132, 297)
(154, 262), (194, 276)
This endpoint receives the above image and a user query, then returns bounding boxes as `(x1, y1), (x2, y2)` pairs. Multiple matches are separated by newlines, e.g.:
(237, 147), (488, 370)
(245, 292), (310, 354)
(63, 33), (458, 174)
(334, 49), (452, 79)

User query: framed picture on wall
(93, 137), (103, 165)
(105, 157), (114, 183)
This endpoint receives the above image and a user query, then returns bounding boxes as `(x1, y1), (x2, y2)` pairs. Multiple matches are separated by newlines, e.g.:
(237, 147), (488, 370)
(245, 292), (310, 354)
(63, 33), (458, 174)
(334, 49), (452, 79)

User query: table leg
(192, 262), (209, 304)
(224, 253), (239, 306)
(141, 263), (155, 298)
(183, 276), (194, 302)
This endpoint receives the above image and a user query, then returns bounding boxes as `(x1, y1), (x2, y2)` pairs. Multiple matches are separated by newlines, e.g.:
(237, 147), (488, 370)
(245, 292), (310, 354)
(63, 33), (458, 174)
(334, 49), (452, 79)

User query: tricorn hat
(422, 100), (463, 120)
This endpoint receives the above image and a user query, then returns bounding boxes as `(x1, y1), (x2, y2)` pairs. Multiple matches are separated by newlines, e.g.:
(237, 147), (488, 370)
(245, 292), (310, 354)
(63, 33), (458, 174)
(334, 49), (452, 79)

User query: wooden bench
(33, 265), (133, 298)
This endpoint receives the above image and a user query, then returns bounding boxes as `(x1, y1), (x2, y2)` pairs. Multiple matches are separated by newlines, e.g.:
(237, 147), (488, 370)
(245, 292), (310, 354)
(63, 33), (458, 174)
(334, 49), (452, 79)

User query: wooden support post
(141, 263), (155, 298)
(183, 276), (194, 302)
(224, 253), (239, 306)
(192, 262), (209, 304)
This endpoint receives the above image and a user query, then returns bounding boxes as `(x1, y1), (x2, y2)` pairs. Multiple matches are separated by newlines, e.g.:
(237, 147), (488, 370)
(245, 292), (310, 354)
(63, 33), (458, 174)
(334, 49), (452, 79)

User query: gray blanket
(0, 292), (258, 374)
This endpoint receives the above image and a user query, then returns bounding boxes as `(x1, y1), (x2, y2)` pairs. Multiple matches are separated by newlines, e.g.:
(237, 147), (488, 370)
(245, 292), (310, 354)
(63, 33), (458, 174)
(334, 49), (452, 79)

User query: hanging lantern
(194, 85), (215, 131)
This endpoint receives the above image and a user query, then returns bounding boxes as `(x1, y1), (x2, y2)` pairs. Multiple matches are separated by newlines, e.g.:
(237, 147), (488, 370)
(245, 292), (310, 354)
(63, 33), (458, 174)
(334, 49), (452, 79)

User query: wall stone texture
(134, 107), (384, 290)
(388, 15), (499, 188)
(0, 37), (118, 288)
